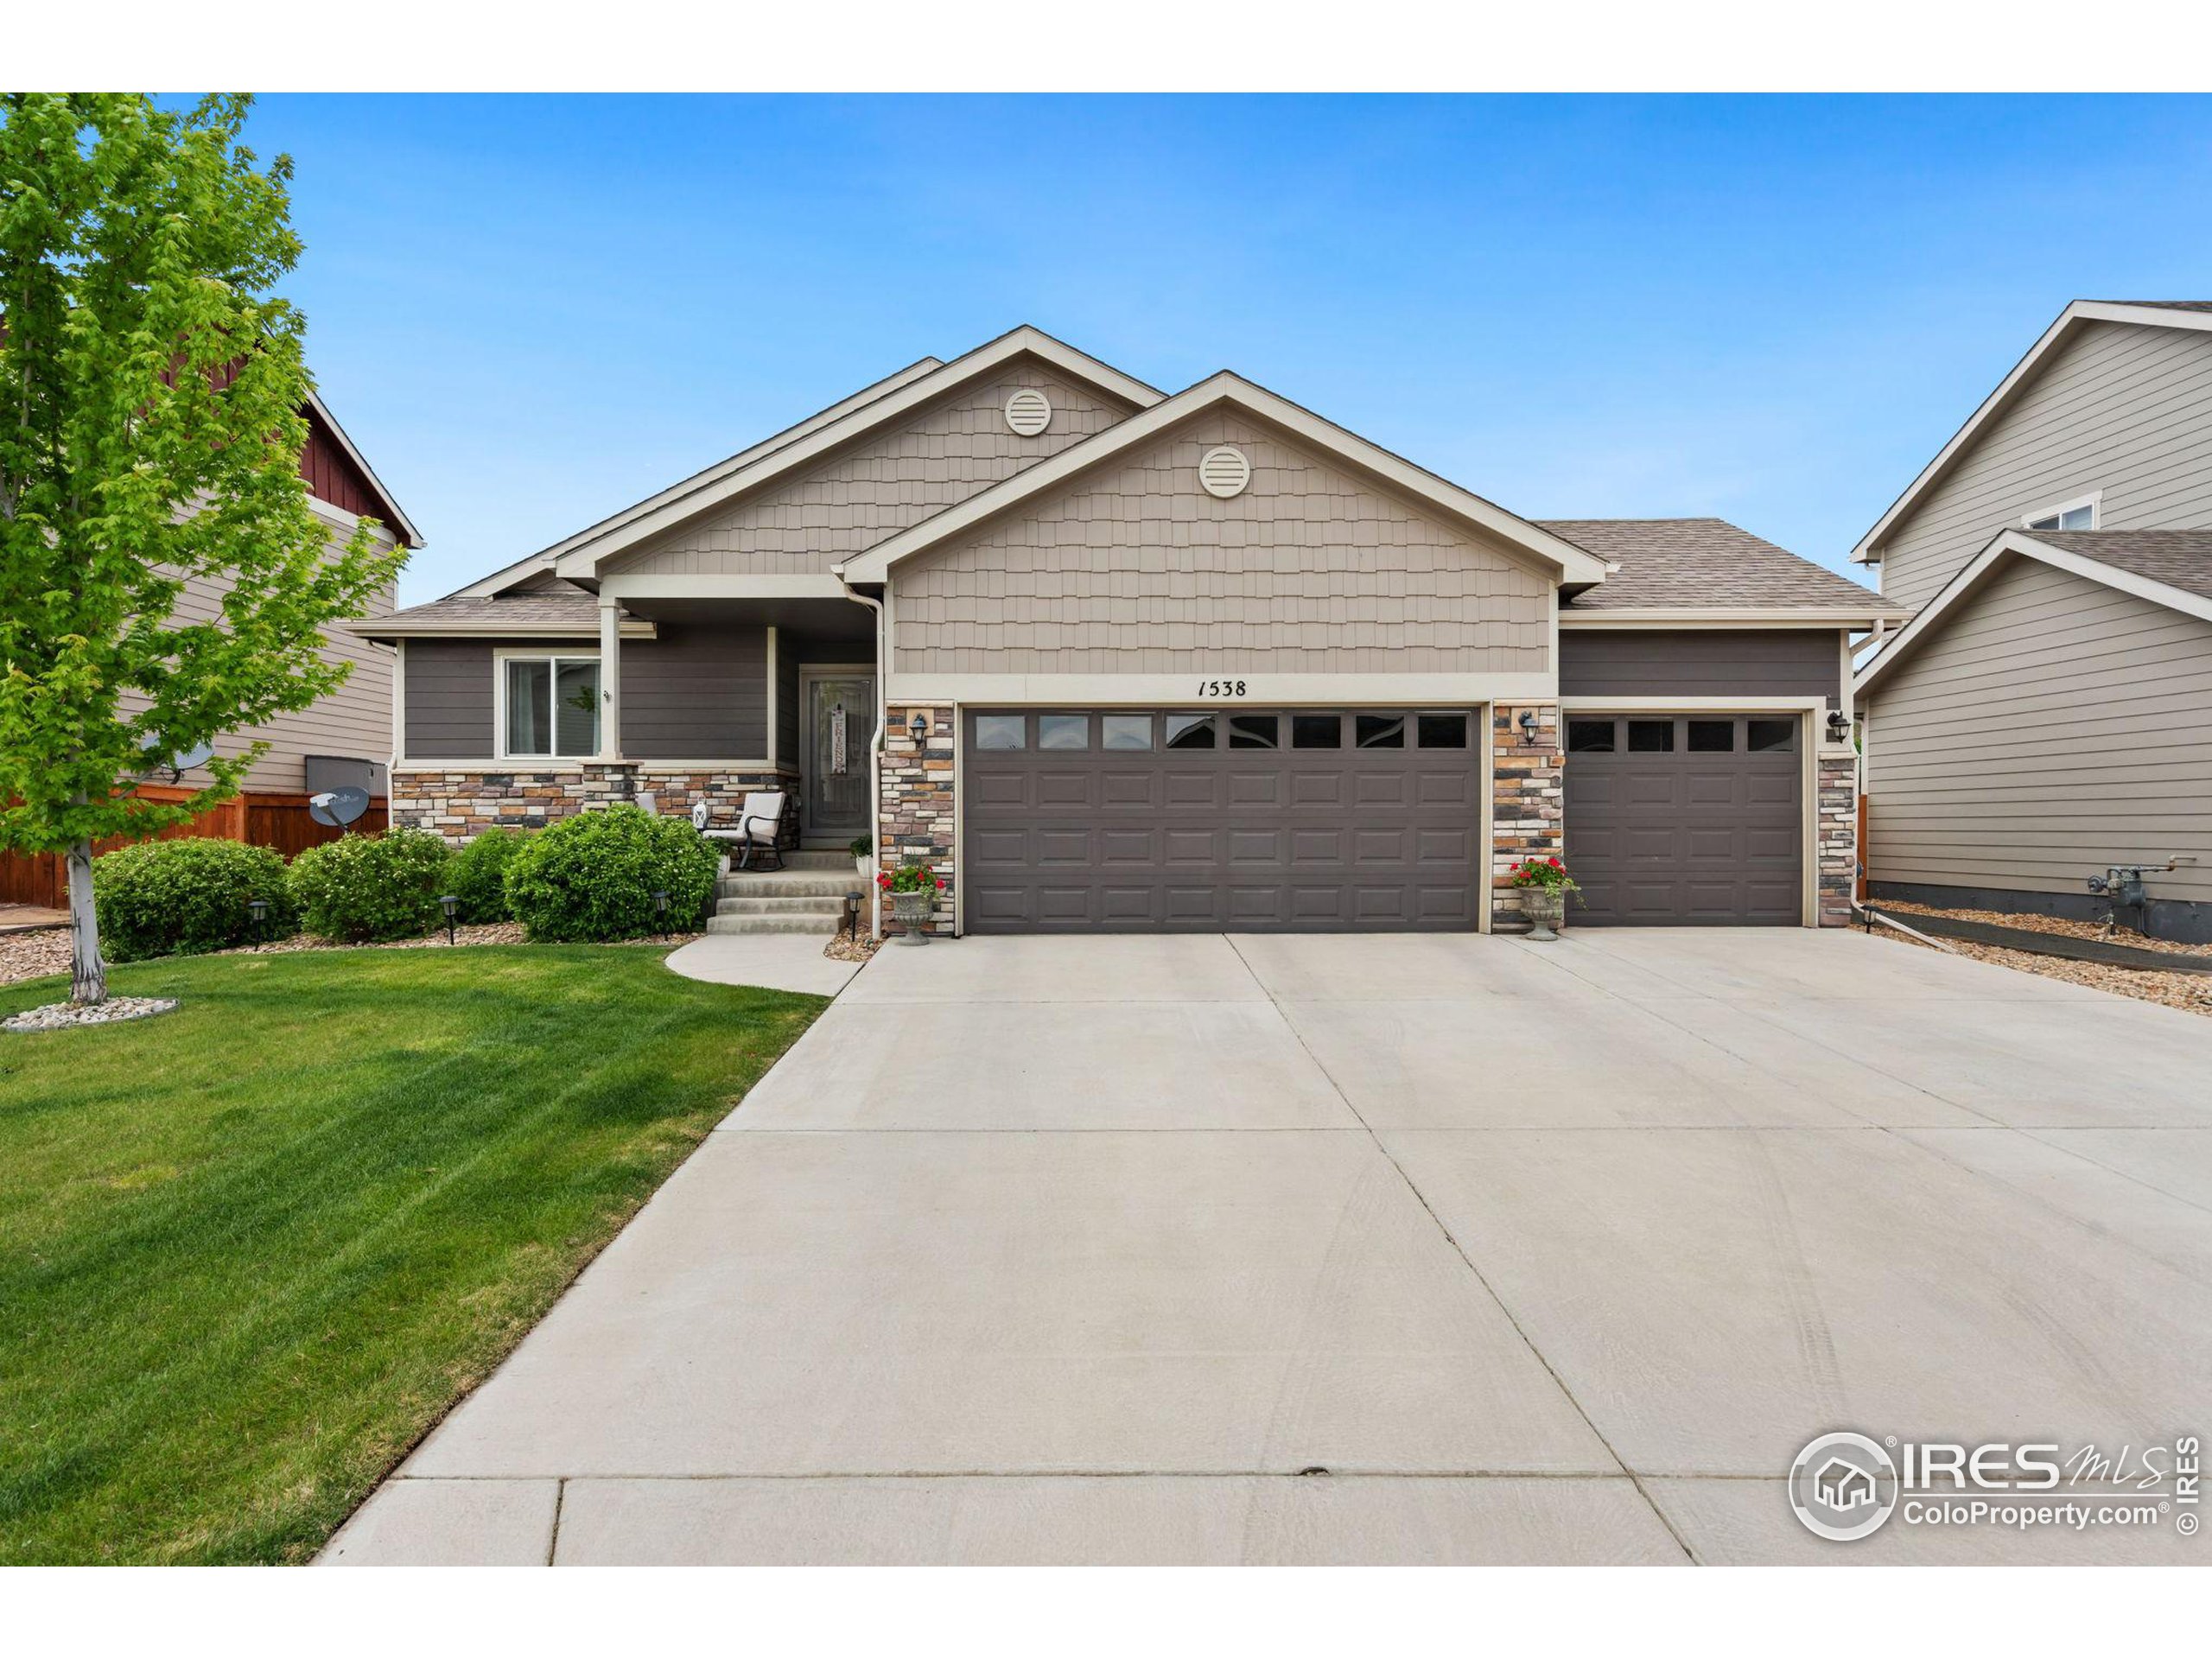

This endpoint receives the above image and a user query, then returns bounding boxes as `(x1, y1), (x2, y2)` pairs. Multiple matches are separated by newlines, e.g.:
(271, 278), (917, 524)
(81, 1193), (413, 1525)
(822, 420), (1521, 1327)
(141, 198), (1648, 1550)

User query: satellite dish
(308, 787), (371, 829)
(133, 733), (217, 781)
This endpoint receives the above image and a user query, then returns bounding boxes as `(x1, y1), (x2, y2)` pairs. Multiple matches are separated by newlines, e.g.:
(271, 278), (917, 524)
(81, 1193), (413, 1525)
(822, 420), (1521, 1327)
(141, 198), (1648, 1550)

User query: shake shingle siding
(891, 411), (1552, 675)
(1878, 321), (2212, 611)
(605, 367), (1136, 578)
(1866, 556), (2212, 906)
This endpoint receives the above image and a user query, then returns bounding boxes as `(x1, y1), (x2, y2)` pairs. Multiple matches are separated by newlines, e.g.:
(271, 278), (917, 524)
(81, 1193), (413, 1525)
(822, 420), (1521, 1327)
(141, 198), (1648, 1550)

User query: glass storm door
(804, 675), (876, 838)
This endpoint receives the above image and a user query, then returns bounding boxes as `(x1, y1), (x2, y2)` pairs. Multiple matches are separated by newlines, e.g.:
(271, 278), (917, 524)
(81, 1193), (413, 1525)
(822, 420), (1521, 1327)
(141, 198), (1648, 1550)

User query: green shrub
(447, 826), (532, 924)
(287, 826), (453, 943)
(503, 804), (719, 943)
(92, 837), (295, 962)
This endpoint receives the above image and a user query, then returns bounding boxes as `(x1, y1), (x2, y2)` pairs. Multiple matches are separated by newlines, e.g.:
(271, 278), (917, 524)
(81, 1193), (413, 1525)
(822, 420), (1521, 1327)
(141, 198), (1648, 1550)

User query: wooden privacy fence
(0, 785), (388, 910)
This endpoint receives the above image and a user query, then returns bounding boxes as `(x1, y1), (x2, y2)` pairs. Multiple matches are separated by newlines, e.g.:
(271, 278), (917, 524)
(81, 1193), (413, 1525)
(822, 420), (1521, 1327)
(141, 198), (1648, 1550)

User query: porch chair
(691, 792), (787, 872)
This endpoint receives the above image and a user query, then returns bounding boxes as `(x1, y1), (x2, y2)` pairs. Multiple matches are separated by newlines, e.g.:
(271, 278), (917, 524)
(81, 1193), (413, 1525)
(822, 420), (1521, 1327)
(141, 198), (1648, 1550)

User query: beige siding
(1865, 556), (2212, 905)
(121, 523), (398, 794)
(606, 365), (1135, 577)
(891, 411), (1553, 676)
(1879, 321), (2212, 611)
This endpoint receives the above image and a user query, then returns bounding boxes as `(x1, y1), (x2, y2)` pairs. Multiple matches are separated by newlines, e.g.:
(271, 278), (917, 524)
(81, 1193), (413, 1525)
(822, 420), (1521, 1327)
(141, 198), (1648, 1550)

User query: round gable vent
(1004, 388), (1052, 436)
(1198, 445), (1252, 499)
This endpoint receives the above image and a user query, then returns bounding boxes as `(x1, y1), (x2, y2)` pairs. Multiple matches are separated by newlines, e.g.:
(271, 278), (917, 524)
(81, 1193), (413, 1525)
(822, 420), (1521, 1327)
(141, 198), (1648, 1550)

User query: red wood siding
(299, 405), (388, 521)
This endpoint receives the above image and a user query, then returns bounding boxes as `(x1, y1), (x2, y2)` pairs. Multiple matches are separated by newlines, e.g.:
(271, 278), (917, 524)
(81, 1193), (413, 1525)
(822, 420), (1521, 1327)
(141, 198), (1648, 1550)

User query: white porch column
(599, 597), (622, 760)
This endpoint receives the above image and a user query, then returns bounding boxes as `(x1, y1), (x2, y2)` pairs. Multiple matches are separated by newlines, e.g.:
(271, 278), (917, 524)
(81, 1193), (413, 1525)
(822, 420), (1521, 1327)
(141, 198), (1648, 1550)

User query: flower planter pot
(889, 887), (937, 944)
(855, 855), (872, 880)
(1518, 886), (1567, 942)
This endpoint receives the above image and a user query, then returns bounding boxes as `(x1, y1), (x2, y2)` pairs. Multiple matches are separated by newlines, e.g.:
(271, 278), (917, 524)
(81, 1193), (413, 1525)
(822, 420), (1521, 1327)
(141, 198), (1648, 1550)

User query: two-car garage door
(963, 708), (1485, 932)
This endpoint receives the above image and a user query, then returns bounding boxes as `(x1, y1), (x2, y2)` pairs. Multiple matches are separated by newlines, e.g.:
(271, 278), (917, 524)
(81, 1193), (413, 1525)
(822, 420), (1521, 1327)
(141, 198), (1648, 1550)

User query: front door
(802, 673), (877, 841)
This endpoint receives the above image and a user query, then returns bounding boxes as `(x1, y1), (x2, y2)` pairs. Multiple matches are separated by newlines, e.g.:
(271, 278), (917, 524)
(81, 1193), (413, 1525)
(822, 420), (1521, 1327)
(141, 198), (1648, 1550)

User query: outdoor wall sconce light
(1516, 709), (1539, 742)
(436, 893), (460, 946)
(908, 710), (929, 743)
(652, 888), (671, 938)
(1826, 709), (1853, 744)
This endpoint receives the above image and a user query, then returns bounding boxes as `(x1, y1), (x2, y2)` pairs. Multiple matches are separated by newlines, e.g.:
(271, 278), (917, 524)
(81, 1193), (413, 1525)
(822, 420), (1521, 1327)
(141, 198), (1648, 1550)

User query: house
(359, 327), (1901, 937)
(1852, 301), (2212, 942)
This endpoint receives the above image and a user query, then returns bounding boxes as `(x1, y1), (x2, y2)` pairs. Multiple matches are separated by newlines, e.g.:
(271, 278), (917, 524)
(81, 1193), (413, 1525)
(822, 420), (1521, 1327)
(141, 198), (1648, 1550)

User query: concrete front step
(703, 912), (843, 937)
(715, 894), (848, 917)
(718, 873), (867, 899)
(723, 849), (860, 874)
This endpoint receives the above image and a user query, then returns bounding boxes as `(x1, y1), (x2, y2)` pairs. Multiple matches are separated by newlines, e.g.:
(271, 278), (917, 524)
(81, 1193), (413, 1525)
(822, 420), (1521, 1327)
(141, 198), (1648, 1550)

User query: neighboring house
(0, 391), (421, 911)
(360, 326), (1901, 937)
(1852, 301), (2212, 941)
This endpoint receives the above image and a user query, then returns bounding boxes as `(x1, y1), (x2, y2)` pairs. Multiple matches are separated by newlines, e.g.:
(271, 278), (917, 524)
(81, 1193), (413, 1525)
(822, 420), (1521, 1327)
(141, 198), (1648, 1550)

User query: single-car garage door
(1562, 713), (1803, 925)
(963, 709), (1484, 932)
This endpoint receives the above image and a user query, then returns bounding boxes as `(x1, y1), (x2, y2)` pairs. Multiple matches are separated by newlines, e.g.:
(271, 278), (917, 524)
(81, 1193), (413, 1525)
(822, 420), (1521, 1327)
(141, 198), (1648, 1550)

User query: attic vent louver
(1004, 388), (1052, 436)
(1198, 445), (1251, 499)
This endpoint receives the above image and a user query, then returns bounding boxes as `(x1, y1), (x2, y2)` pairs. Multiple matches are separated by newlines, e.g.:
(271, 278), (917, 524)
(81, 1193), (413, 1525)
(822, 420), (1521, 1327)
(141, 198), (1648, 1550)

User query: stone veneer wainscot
(391, 765), (795, 843)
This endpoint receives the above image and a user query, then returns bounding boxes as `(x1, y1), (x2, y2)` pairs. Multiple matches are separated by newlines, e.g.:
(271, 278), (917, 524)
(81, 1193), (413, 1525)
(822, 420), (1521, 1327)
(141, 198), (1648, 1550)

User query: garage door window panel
(1039, 714), (1090, 751)
(1356, 714), (1406, 748)
(1688, 720), (1735, 752)
(1567, 720), (1617, 753)
(1229, 714), (1280, 749)
(976, 714), (1027, 750)
(1747, 719), (1797, 753)
(1627, 720), (1675, 753)
(1416, 713), (1468, 748)
(1291, 714), (1344, 749)
(1166, 714), (1217, 749)
(1102, 715), (1153, 751)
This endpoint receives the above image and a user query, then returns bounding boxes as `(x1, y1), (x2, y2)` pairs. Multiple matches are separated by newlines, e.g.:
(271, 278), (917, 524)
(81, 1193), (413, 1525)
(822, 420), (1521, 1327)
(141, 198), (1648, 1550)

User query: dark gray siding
(403, 639), (500, 758)
(776, 636), (799, 765)
(1560, 628), (1842, 707)
(623, 625), (768, 759)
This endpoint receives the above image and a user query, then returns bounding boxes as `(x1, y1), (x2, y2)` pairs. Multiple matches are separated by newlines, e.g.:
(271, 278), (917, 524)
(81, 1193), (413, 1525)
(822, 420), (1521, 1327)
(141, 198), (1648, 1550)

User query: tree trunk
(67, 837), (106, 1006)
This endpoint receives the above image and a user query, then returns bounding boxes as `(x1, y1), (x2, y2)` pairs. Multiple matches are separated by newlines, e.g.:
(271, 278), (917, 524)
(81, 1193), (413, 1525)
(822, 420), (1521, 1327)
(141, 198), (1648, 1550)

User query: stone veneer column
(879, 702), (956, 936)
(1815, 751), (1857, 927)
(1491, 702), (1563, 932)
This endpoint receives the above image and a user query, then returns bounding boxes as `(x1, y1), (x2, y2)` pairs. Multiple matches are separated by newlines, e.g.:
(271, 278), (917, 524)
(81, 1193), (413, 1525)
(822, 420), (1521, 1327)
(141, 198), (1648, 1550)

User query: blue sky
(240, 94), (2212, 605)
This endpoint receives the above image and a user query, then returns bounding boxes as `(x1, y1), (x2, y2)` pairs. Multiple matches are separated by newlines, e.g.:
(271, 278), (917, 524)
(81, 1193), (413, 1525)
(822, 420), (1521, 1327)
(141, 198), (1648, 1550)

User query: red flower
(1548, 856), (1561, 868)
(876, 873), (891, 889)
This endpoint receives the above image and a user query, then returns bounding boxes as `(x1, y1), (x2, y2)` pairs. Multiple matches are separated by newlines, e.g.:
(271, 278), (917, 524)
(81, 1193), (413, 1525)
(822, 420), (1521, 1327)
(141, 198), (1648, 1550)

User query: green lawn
(0, 945), (824, 1565)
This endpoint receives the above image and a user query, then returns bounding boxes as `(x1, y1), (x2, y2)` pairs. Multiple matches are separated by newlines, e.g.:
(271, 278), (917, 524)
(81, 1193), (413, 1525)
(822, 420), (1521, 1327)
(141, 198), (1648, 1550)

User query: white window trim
(493, 645), (604, 761)
(2022, 489), (2101, 532)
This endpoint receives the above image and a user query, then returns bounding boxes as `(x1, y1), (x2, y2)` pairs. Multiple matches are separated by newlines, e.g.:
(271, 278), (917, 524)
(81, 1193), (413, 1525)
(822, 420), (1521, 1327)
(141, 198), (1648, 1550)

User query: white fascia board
(304, 390), (424, 548)
(1560, 607), (1906, 629)
(1849, 301), (2212, 566)
(551, 329), (1161, 582)
(596, 574), (854, 602)
(842, 372), (1610, 588)
(883, 671), (1560, 705)
(1853, 528), (2212, 700)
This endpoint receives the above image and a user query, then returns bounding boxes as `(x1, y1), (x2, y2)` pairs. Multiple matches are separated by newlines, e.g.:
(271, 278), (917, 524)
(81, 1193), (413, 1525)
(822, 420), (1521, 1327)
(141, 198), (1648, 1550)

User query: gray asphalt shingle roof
(1541, 518), (1901, 613)
(2104, 300), (2212, 314)
(357, 588), (613, 634)
(2022, 529), (2212, 604)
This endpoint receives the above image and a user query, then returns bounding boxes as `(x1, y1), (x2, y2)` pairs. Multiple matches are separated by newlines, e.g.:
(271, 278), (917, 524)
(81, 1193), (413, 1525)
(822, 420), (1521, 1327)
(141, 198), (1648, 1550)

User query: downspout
(833, 565), (887, 940)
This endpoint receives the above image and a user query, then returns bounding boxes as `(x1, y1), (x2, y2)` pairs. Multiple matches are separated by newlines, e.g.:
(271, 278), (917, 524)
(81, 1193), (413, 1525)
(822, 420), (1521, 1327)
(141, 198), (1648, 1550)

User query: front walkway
(326, 929), (2212, 1565)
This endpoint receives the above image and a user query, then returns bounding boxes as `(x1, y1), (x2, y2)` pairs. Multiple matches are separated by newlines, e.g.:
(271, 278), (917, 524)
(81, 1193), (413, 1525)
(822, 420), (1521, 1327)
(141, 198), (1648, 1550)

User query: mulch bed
(0, 923), (705, 989)
(1871, 901), (2212, 1018)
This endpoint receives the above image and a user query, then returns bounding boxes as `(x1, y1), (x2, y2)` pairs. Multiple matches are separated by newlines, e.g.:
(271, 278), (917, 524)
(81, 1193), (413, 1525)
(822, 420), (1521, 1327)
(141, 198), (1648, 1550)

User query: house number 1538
(1197, 679), (1249, 697)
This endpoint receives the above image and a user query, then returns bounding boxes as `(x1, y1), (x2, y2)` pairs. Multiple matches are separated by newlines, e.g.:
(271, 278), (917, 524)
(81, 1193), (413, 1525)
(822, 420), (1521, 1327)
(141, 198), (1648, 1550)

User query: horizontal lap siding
(1880, 321), (2212, 611)
(892, 412), (1551, 676)
(118, 535), (397, 792)
(623, 626), (767, 759)
(606, 367), (1135, 577)
(1559, 629), (1841, 704)
(404, 639), (500, 758)
(1865, 556), (2212, 903)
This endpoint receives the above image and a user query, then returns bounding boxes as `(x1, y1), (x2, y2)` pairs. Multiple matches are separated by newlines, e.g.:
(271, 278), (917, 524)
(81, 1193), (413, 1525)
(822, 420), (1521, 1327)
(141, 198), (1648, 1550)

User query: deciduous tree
(0, 93), (404, 1003)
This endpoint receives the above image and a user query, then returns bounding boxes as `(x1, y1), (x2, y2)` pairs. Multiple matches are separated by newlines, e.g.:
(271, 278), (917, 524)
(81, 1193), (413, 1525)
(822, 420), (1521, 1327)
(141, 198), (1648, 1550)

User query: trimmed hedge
(503, 804), (718, 942)
(91, 838), (295, 962)
(288, 826), (453, 943)
(447, 826), (531, 924)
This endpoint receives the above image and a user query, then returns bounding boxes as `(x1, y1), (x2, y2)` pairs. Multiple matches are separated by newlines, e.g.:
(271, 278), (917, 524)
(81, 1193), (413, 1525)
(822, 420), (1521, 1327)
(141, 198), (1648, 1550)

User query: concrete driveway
(326, 929), (2212, 1565)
